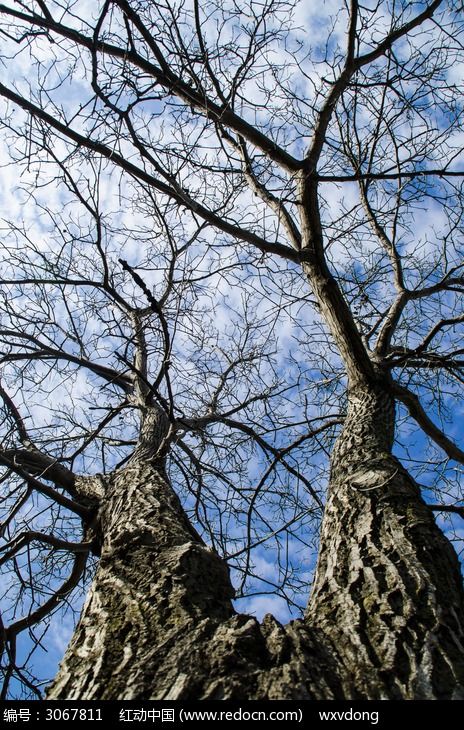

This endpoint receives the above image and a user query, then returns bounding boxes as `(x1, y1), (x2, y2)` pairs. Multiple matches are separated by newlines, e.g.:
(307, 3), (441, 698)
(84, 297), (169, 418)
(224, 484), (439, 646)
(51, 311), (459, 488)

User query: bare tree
(0, 0), (463, 699)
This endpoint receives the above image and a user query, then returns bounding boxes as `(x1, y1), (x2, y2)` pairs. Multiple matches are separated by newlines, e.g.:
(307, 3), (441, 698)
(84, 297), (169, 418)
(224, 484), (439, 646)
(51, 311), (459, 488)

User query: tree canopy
(0, 0), (463, 698)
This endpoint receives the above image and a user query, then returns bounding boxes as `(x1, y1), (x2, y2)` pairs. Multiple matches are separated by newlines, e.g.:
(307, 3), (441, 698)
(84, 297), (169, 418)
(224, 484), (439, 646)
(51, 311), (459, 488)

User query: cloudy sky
(0, 0), (463, 696)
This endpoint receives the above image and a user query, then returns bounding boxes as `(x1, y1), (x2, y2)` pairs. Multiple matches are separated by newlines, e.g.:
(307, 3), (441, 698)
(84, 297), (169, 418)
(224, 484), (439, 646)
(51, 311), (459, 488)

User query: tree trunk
(308, 383), (464, 699)
(47, 396), (464, 699)
(46, 456), (235, 699)
(46, 453), (343, 700)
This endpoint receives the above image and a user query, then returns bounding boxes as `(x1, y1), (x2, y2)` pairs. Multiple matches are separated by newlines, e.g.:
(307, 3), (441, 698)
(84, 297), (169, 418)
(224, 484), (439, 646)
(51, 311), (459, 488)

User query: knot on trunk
(348, 459), (399, 493)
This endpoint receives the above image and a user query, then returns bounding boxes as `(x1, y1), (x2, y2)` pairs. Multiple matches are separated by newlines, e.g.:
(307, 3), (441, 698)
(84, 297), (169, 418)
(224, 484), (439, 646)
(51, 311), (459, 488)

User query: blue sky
(0, 0), (463, 697)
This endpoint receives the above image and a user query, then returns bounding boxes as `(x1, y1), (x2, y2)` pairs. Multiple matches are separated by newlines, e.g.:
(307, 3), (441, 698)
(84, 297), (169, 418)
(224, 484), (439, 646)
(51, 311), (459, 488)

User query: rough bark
(308, 384), (464, 699)
(47, 393), (464, 700)
(46, 413), (343, 700)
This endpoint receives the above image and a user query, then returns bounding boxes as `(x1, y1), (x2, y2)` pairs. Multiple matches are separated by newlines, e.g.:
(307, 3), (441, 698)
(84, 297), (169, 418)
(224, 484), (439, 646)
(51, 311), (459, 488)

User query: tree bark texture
(47, 393), (464, 700)
(308, 385), (464, 699)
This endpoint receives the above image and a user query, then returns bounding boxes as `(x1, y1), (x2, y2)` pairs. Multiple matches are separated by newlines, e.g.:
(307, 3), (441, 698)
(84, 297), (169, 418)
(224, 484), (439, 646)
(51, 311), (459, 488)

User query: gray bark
(308, 384), (464, 699)
(47, 419), (343, 700)
(47, 391), (464, 700)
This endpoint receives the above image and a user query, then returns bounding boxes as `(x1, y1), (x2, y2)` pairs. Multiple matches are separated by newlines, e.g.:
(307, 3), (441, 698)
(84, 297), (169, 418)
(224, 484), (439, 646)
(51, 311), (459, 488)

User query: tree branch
(429, 504), (464, 519)
(392, 382), (464, 464)
(0, 329), (132, 392)
(0, 2), (301, 171)
(5, 551), (88, 639)
(354, 0), (445, 69)
(0, 531), (92, 567)
(0, 454), (93, 519)
(1, 448), (76, 495)
(0, 78), (298, 262)
(317, 168), (464, 182)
